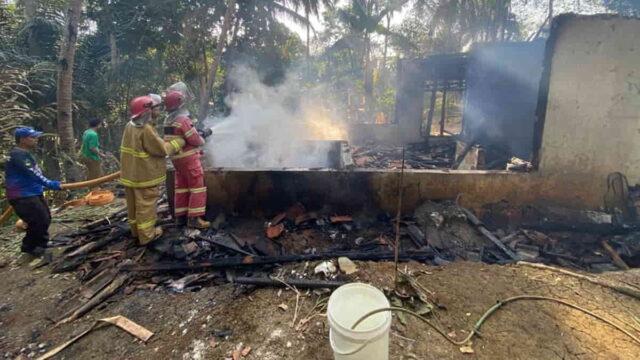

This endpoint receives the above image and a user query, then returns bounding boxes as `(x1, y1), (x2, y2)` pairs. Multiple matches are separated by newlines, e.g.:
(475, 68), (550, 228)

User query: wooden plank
(460, 207), (518, 260)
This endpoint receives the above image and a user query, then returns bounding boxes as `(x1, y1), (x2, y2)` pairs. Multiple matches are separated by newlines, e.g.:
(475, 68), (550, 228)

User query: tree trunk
(363, 32), (374, 121)
(383, 12), (390, 67)
(109, 32), (118, 71)
(199, 43), (208, 109)
(56, 0), (83, 182)
(197, 0), (237, 121)
(306, 8), (310, 79)
(363, 0), (375, 121)
(41, 120), (62, 180)
(23, 0), (36, 23)
(23, 0), (44, 57)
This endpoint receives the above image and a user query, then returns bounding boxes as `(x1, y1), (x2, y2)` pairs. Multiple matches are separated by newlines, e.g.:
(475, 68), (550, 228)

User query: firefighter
(148, 93), (162, 124)
(162, 87), (212, 228)
(120, 95), (184, 245)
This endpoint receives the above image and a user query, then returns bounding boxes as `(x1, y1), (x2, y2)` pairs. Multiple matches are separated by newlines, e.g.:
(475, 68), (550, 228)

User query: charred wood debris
(351, 141), (455, 169)
(350, 137), (533, 171)
(45, 193), (640, 324)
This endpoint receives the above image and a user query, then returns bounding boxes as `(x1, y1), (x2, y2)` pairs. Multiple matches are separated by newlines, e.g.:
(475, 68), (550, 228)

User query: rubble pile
(480, 201), (640, 271)
(351, 140), (456, 169)
(31, 195), (640, 327)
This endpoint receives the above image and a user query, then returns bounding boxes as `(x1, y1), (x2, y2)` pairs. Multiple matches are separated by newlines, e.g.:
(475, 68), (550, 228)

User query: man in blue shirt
(5, 127), (62, 258)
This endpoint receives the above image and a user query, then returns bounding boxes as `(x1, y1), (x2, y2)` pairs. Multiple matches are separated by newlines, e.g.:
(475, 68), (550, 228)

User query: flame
(301, 103), (347, 141)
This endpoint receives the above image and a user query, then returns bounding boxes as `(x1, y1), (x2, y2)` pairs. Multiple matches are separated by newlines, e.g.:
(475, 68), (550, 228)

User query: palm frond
(272, 2), (316, 32)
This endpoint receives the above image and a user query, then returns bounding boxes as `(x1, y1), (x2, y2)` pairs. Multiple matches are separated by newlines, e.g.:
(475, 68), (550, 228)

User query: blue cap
(14, 127), (43, 140)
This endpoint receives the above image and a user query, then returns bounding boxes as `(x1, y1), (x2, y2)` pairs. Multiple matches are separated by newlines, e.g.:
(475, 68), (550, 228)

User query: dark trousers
(9, 196), (51, 253)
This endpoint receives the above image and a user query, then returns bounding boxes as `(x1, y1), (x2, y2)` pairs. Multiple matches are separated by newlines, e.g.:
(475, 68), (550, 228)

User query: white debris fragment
(182, 340), (208, 360)
(270, 329), (284, 339)
(314, 261), (336, 276)
(338, 257), (358, 274)
(430, 212), (444, 228)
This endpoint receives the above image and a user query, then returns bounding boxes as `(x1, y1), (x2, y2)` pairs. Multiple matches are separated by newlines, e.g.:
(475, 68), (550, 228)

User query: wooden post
(439, 85), (448, 136)
(425, 81), (437, 138)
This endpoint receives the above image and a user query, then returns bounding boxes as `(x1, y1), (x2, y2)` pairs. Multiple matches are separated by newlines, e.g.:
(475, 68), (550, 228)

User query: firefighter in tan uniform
(120, 95), (184, 244)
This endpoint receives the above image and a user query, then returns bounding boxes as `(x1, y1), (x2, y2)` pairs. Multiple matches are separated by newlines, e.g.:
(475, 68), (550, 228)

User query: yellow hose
(60, 171), (121, 189)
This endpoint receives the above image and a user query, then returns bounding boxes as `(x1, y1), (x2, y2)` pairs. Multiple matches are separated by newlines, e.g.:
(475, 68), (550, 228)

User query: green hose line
(351, 295), (640, 346)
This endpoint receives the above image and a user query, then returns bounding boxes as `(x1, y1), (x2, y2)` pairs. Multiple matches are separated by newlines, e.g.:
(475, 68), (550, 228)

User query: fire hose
(350, 295), (640, 347)
(5, 172), (121, 230)
(60, 171), (121, 189)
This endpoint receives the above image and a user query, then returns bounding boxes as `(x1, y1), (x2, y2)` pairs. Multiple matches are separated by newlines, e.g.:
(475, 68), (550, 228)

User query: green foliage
(0, 3), (59, 189)
(417, 0), (520, 51)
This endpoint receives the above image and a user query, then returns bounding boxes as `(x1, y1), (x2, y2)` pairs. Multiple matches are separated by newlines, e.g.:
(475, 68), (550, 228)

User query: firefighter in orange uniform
(120, 95), (184, 244)
(162, 88), (212, 228)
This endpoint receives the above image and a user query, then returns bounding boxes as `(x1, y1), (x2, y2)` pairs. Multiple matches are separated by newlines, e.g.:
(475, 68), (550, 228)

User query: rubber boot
(188, 217), (210, 229)
(33, 250), (53, 269)
(140, 227), (163, 246)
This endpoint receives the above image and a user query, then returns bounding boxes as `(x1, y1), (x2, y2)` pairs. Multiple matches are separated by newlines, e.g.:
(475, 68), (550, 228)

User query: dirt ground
(1, 253), (639, 360)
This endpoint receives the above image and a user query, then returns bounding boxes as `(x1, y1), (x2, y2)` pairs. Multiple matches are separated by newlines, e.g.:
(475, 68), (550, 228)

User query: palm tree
(198, 0), (237, 121)
(329, 0), (413, 118)
(294, 0), (333, 76)
(56, 0), (83, 181)
(422, 0), (519, 51)
(197, 0), (316, 120)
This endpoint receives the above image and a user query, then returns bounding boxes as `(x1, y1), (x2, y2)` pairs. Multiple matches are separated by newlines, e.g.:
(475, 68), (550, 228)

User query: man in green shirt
(80, 119), (106, 188)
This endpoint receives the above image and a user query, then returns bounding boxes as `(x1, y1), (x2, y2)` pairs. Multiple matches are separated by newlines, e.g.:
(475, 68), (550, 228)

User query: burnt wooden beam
(521, 222), (640, 235)
(439, 86), (447, 136)
(406, 224), (427, 248)
(124, 250), (435, 272)
(460, 207), (518, 260)
(231, 277), (346, 289)
(425, 85), (438, 142)
(452, 140), (475, 170)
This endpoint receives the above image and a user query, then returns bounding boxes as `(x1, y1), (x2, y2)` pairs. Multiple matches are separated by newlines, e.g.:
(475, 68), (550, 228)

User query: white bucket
(327, 283), (391, 360)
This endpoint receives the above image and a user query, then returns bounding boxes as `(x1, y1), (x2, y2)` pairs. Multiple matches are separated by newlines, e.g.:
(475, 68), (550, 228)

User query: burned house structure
(172, 14), (640, 217)
(392, 39), (546, 169)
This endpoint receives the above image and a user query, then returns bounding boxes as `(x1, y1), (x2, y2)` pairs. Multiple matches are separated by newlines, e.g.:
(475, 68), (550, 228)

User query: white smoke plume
(202, 66), (347, 169)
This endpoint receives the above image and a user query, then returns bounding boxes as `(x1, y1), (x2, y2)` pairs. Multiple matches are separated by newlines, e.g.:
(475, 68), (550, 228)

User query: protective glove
(50, 181), (62, 190)
(197, 128), (213, 139)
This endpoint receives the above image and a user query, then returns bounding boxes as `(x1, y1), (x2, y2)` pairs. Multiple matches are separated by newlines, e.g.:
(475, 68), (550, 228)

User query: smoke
(202, 66), (347, 169)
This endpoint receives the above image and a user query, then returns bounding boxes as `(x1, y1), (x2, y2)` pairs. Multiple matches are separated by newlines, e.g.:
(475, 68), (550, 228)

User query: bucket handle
(329, 331), (371, 356)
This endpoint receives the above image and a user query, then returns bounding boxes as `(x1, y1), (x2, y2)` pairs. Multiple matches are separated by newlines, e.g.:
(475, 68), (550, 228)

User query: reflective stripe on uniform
(172, 122), (182, 128)
(190, 187), (206, 193)
(188, 206), (206, 213)
(137, 219), (156, 230)
(170, 140), (182, 151)
(120, 175), (166, 188)
(120, 146), (150, 158)
(175, 188), (189, 194)
(184, 128), (196, 138)
(174, 207), (188, 214)
(171, 148), (199, 160)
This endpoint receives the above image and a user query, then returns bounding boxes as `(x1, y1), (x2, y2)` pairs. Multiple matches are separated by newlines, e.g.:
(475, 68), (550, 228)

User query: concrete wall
(538, 15), (640, 195)
(184, 168), (595, 216)
(463, 40), (545, 160)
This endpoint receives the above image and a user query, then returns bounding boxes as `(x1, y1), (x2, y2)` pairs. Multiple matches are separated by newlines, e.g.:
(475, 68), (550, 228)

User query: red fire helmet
(164, 90), (184, 111)
(130, 96), (154, 119)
